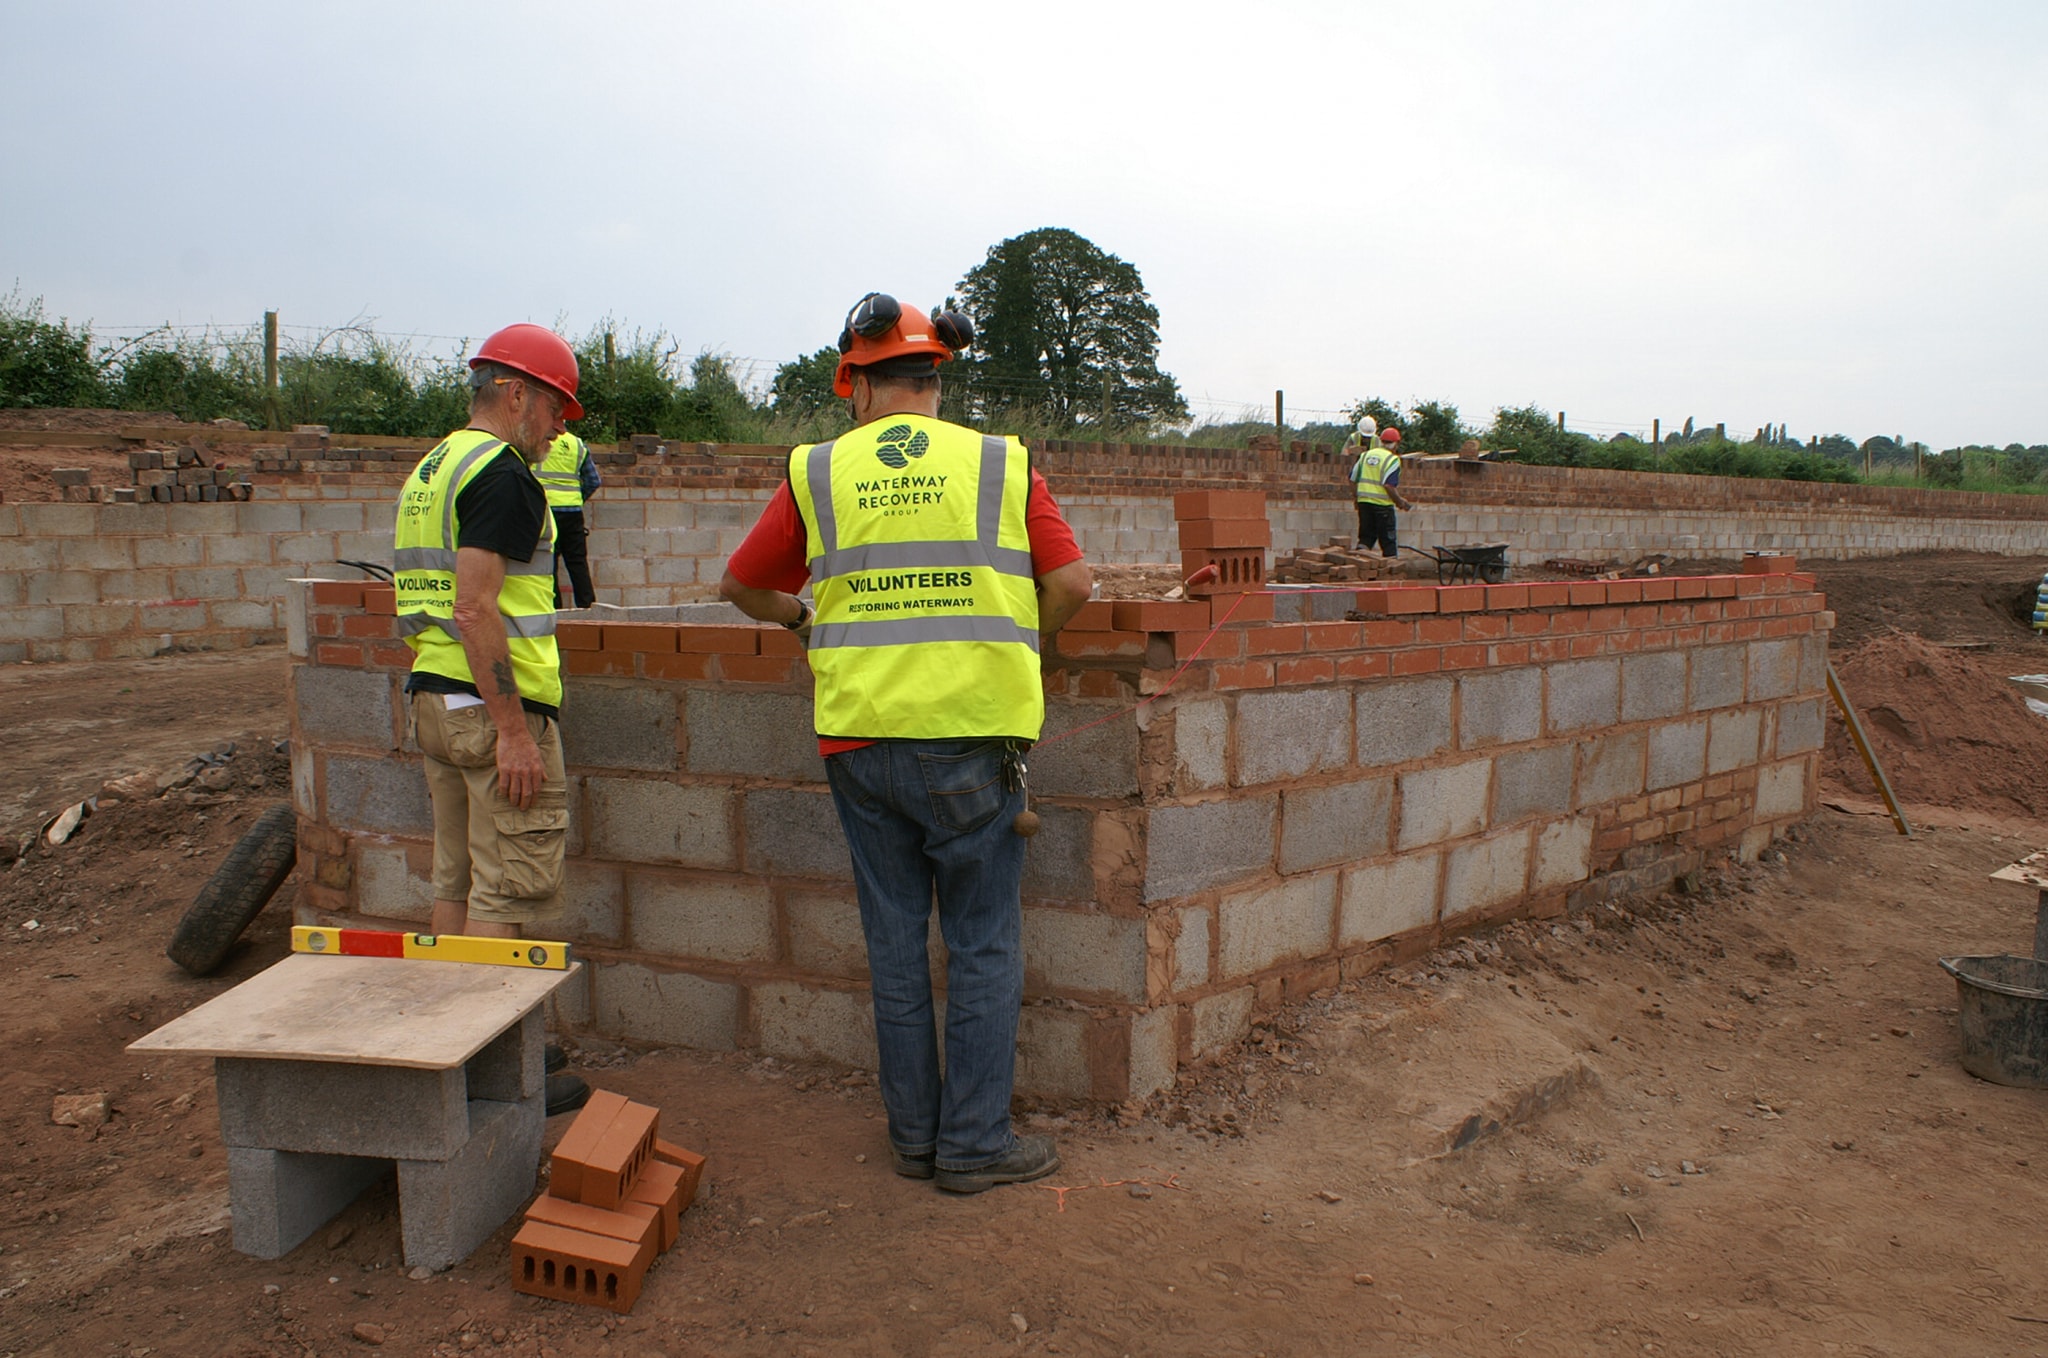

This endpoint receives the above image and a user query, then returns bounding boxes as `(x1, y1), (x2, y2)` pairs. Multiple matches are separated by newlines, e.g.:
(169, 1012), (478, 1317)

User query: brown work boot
(934, 1135), (1060, 1194)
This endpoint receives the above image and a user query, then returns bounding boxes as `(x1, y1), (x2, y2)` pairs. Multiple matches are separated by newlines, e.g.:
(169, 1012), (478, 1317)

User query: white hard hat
(1356, 415), (1377, 438)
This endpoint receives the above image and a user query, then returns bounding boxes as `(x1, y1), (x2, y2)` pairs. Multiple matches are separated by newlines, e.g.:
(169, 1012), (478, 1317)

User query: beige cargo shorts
(410, 692), (568, 924)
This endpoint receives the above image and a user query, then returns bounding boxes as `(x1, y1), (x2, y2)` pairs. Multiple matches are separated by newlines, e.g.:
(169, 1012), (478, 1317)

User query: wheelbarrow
(1400, 543), (1509, 585)
(1938, 852), (2048, 1087)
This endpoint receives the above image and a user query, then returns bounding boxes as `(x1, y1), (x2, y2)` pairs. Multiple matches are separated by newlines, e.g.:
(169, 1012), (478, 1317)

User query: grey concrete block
(1340, 851), (1440, 945)
(1776, 697), (1825, 756)
(1621, 651), (1688, 723)
(1279, 777), (1393, 874)
(1546, 659), (1620, 734)
(557, 862), (625, 946)
(1357, 677), (1453, 769)
(1747, 639), (1802, 702)
(1175, 904), (1211, 989)
(285, 580), (310, 657)
(1458, 668), (1541, 749)
(1577, 730), (1646, 807)
(1128, 1006), (1179, 1100)
(1017, 1005), (1090, 1099)
(1533, 818), (1594, 890)
(785, 887), (867, 978)
(1023, 907), (1147, 1001)
(1690, 645), (1745, 711)
(1190, 987), (1254, 1058)
(592, 960), (739, 1050)
(584, 777), (735, 868)
(743, 788), (854, 878)
(1707, 708), (1763, 775)
(1755, 759), (1809, 819)
(1170, 699), (1228, 792)
(1144, 796), (1276, 900)
(682, 689), (819, 780)
(294, 663), (393, 749)
(215, 1057), (469, 1160)
(1236, 689), (1351, 785)
(353, 842), (432, 923)
(1798, 634), (1829, 694)
(562, 682), (679, 772)
(395, 1093), (545, 1271)
(226, 1146), (388, 1260)
(464, 1008), (544, 1105)
(1443, 827), (1532, 923)
(1021, 804), (1096, 903)
(628, 872), (776, 962)
(1492, 745), (1574, 825)
(1217, 872), (1337, 978)
(1397, 758), (1490, 850)
(323, 755), (433, 836)
(750, 982), (877, 1067)
(1648, 718), (1708, 790)
(1307, 589), (1356, 621)
(1034, 701), (1140, 798)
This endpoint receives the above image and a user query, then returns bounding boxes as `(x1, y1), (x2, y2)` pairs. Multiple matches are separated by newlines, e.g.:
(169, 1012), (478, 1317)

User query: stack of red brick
(1174, 489), (1270, 594)
(510, 1091), (706, 1314)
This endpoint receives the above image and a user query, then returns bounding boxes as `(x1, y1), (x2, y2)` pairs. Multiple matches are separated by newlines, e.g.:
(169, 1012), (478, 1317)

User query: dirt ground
(5, 553), (2048, 1357)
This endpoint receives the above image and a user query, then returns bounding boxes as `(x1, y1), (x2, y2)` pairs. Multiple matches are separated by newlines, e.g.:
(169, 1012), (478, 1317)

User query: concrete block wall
(286, 567), (1829, 1103)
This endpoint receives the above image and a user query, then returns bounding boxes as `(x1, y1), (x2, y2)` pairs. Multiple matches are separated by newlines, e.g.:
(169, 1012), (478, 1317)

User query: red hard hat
(470, 324), (584, 420)
(1380, 426), (1402, 445)
(833, 294), (971, 398)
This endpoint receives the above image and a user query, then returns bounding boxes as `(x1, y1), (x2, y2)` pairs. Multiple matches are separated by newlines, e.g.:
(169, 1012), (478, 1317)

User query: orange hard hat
(470, 323), (584, 420)
(833, 293), (974, 398)
(1380, 426), (1402, 445)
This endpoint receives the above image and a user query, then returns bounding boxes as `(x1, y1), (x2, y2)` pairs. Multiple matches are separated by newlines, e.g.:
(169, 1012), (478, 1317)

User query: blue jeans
(824, 739), (1027, 1171)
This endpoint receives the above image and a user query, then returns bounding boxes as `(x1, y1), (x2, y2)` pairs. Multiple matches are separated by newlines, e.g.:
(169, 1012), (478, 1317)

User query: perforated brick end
(510, 1219), (648, 1314)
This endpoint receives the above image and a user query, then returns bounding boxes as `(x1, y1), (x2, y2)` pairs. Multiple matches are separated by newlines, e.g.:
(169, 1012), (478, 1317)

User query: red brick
(1069, 600), (1116, 631)
(1437, 585), (1487, 613)
(1172, 490), (1268, 521)
(1390, 647), (1441, 675)
(1305, 622), (1364, 650)
(368, 642), (413, 670)
(1489, 641), (1531, 666)
(1623, 605), (1659, 628)
(313, 613), (340, 637)
(642, 651), (713, 681)
(363, 585), (397, 616)
(1353, 586), (1438, 615)
(1212, 660), (1274, 689)
(1693, 602), (1724, 622)
(341, 613), (392, 638)
(1526, 582), (1572, 608)
(566, 649), (636, 677)
(1548, 610), (1589, 634)
(1570, 634), (1604, 657)
(1173, 627), (1243, 661)
(311, 581), (367, 607)
(1359, 619), (1415, 647)
(1215, 591), (1274, 625)
(1275, 655), (1336, 685)
(1585, 606), (1625, 632)
(1674, 577), (1708, 599)
(1568, 581), (1607, 606)
(550, 1092), (631, 1204)
(1758, 574), (1793, 594)
(1604, 580), (1645, 604)
(1705, 575), (1740, 598)
(1336, 652), (1391, 680)
(1177, 518), (1272, 550)
(676, 625), (760, 655)
(315, 641), (366, 667)
(1509, 612), (1550, 637)
(1740, 552), (1797, 574)
(1462, 613), (1507, 641)
(1440, 643), (1488, 669)
(1076, 669), (1128, 698)
(510, 1219), (647, 1314)
(1529, 638), (1572, 662)
(721, 655), (797, 683)
(577, 1101), (658, 1211)
(1732, 574), (1766, 596)
(652, 1139), (707, 1211)
(606, 624), (679, 654)
(1058, 630), (1146, 658)
(1722, 599), (1751, 620)
(625, 1158), (686, 1250)
(556, 620), (603, 651)
(1181, 548), (1265, 593)
(1639, 578), (1677, 602)
(524, 1194), (660, 1264)
(1417, 616), (1462, 644)
(1483, 583), (1530, 611)
(1788, 572), (1819, 590)
(1604, 631), (1641, 654)
(1111, 600), (1210, 632)
(1246, 625), (1305, 655)
(759, 627), (805, 658)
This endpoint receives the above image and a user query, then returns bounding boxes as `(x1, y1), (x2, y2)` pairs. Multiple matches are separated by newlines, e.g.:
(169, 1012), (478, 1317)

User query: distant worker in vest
(719, 292), (1094, 1193)
(392, 322), (588, 1116)
(536, 432), (602, 609)
(1348, 415), (1414, 557)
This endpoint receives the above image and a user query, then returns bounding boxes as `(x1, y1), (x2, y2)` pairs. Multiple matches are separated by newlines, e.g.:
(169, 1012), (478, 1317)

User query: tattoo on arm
(490, 659), (517, 696)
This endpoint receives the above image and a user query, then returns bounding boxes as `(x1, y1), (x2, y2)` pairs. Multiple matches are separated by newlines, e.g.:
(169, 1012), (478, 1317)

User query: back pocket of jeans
(918, 744), (1007, 834)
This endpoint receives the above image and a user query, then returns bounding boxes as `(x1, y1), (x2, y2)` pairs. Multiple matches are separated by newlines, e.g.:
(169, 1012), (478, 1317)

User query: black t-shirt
(405, 442), (559, 718)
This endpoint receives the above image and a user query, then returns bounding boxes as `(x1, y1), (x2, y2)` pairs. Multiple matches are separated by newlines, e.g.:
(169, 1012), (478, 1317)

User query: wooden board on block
(128, 953), (575, 1070)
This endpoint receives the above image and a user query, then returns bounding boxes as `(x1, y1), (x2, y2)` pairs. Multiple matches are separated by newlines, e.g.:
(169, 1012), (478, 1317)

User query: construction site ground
(4, 552), (2048, 1357)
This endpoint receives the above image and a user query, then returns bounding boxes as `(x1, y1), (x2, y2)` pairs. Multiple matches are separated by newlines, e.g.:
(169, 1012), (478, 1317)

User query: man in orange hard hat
(392, 322), (588, 1115)
(720, 292), (1093, 1193)
(1348, 417), (1414, 557)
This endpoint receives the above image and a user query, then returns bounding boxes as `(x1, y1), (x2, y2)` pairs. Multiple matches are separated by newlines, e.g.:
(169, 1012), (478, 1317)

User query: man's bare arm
(453, 546), (544, 809)
(1036, 559), (1093, 638)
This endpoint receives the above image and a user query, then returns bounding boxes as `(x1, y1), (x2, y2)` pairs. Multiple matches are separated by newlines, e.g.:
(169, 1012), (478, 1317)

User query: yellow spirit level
(291, 925), (571, 970)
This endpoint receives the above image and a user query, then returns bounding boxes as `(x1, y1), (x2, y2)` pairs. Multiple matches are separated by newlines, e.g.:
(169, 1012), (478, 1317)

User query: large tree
(950, 227), (1186, 430)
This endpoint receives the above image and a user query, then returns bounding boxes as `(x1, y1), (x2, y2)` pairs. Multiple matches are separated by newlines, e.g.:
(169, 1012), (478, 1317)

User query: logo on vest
(873, 424), (929, 470)
(416, 446), (449, 482)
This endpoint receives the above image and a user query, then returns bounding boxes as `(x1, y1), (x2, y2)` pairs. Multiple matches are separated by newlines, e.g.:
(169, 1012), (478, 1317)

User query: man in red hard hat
(1348, 419), (1413, 558)
(720, 292), (1094, 1193)
(392, 322), (588, 1114)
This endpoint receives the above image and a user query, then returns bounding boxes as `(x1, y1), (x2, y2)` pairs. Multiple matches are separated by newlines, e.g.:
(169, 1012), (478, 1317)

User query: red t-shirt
(726, 468), (1084, 755)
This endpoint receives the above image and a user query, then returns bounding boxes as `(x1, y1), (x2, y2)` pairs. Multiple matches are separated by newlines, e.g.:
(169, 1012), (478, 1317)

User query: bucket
(1938, 954), (2048, 1088)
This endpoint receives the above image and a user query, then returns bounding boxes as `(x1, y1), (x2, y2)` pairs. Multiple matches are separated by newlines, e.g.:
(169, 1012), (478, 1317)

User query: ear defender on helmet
(931, 308), (974, 351)
(839, 292), (903, 354)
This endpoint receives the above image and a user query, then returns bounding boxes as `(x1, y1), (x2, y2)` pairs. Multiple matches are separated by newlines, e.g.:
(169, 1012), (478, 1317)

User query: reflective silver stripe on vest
(438, 438), (509, 550)
(806, 433), (1029, 577)
(536, 473), (579, 488)
(805, 438), (840, 554)
(394, 544), (554, 577)
(976, 433), (1008, 545)
(810, 616), (1039, 651)
(394, 610), (557, 640)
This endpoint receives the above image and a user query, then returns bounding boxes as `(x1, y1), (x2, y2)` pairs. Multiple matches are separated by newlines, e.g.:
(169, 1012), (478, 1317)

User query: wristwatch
(783, 598), (813, 631)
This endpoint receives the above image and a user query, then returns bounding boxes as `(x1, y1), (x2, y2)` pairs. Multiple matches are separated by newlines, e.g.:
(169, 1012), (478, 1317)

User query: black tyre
(166, 804), (298, 976)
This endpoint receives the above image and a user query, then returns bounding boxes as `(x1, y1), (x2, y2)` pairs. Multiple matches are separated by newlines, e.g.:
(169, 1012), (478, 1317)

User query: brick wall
(11, 437), (2044, 661)
(285, 567), (1828, 1102)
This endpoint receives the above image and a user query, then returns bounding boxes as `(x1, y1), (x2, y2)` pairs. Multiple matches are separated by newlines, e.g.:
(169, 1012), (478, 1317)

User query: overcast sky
(4, 1), (2043, 449)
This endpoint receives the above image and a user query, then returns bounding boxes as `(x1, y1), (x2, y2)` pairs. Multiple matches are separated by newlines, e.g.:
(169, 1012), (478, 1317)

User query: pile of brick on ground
(43, 448), (255, 503)
(1270, 540), (1419, 584)
(512, 1091), (705, 1313)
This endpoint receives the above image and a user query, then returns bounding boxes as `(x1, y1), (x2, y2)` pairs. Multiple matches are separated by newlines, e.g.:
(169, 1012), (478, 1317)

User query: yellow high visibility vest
(393, 430), (562, 708)
(1352, 445), (1400, 506)
(536, 433), (588, 510)
(787, 414), (1043, 741)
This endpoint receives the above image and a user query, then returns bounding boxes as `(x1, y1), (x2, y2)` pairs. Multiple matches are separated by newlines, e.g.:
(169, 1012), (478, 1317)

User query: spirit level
(291, 925), (571, 970)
